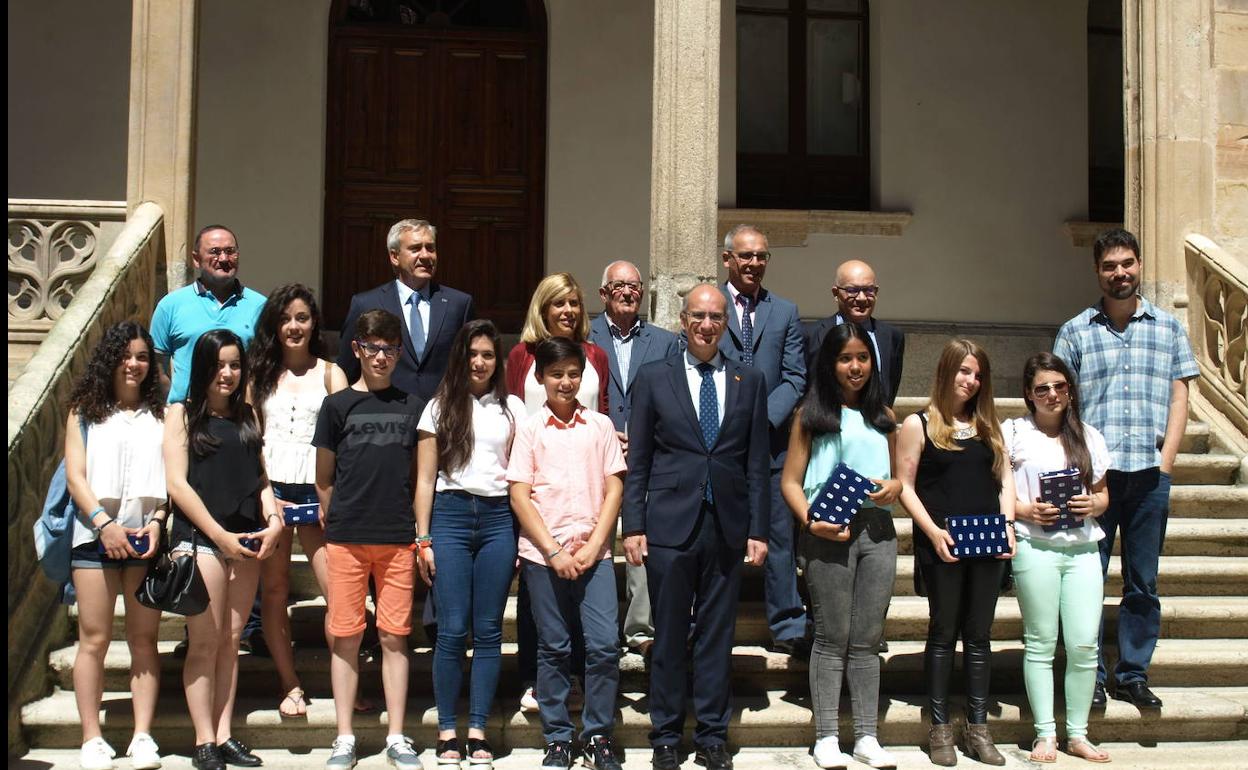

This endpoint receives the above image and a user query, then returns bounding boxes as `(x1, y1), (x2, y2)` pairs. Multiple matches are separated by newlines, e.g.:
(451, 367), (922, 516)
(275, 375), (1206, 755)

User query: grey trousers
(799, 508), (897, 741)
(623, 561), (653, 647)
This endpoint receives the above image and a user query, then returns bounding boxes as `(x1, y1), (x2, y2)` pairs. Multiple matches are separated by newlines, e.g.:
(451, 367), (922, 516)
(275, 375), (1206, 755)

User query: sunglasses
(1031, 381), (1069, 398)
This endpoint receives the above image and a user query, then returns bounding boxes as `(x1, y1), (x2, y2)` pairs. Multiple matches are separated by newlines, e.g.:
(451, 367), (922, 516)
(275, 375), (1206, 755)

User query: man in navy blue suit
(717, 224), (809, 655)
(589, 260), (680, 662)
(336, 219), (475, 400)
(623, 284), (769, 770)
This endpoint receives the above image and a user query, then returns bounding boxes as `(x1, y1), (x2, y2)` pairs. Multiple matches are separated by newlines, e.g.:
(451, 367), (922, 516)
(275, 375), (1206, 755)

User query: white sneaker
(852, 735), (896, 768)
(79, 736), (116, 770)
(126, 733), (161, 769)
(520, 685), (540, 713)
(812, 735), (851, 769)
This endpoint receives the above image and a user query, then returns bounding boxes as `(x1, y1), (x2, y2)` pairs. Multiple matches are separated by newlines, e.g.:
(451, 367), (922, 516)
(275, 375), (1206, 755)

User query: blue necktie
(697, 362), (719, 502)
(408, 293), (426, 360)
(738, 293), (754, 367)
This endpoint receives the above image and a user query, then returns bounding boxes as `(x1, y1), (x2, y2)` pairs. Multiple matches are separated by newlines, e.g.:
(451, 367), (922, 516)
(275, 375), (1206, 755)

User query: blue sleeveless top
(802, 407), (892, 511)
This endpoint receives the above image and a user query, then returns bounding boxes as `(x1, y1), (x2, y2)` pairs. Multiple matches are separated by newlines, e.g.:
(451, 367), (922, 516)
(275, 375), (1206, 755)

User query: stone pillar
(648, 0), (722, 331)
(126, 0), (198, 293)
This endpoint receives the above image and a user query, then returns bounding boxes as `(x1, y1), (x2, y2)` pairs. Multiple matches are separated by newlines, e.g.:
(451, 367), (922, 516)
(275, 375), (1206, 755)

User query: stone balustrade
(1184, 235), (1247, 434)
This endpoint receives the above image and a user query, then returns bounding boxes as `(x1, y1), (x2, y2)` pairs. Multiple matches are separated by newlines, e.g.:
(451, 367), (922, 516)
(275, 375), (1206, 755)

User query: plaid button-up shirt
(1053, 296), (1198, 472)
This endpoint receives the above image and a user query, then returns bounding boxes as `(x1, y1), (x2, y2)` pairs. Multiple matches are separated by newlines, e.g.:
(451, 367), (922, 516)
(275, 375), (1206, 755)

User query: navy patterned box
(810, 463), (874, 527)
(946, 513), (1009, 558)
(283, 502), (319, 527)
(1038, 467), (1082, 532)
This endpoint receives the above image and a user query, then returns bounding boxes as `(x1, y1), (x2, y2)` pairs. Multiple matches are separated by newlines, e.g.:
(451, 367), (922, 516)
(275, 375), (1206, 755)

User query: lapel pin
(734, 374), (742, 381)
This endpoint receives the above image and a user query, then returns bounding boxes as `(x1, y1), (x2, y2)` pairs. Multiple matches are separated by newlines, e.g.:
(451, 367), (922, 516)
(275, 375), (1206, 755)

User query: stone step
(1168, 484), (1248, 518)
(20, 686), (1248, 750)
(1168, 452), (1242, 485)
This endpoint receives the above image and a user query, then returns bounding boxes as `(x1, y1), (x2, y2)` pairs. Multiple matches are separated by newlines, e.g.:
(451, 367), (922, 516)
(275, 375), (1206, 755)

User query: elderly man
(803, 259), (906, 406)
(589, 260), (680, 661)
(337, 219), (475, 400)
(623, 284), (769, 770)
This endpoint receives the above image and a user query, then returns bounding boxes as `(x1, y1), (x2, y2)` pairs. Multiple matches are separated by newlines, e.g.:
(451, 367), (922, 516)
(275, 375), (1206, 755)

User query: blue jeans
(1098, 467), (1170, 686)
(430, 491), (518, 731)
(523, 558), (619, 743)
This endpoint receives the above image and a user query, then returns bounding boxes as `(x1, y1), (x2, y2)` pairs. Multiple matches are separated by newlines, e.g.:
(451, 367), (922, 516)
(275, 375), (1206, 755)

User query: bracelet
(1004, 520), (1016, 529)
(804, 518), (814, 533)
(87, 506), (107, 526)
(97, 518), (119, 533)
(546, 547), (564, 561)
(267, 513), (282, 525)
(415, 535), (432, 544)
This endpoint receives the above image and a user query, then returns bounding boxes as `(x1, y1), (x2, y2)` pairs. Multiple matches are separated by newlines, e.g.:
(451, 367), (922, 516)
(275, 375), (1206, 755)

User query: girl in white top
(247, 284), (348, 718)
(64, 321), (167, 770)
(1004, 352), (1112, 763)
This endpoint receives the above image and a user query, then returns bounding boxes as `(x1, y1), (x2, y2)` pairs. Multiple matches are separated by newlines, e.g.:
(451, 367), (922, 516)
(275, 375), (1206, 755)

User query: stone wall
(1214, 1), (1248, 261)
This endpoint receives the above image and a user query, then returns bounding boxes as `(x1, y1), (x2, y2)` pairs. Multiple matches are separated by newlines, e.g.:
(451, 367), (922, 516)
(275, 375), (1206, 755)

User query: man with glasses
(336, 218), (475, 400)
(717, 224), (809, 658)
(804, 259), (906, 406)
(589, 260), (680, 663)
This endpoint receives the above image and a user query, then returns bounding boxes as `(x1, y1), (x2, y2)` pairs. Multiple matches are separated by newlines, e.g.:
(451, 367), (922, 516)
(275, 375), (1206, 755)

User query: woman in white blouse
(415, 320), (524, 769)
(64, 321), (168, 770)
(1004, 352), (1112, 763)
(247, 284), (348, 718)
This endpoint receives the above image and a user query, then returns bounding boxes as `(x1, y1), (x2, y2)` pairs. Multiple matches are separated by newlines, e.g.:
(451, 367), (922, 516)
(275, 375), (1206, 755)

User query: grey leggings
(800, 508), (897, 740)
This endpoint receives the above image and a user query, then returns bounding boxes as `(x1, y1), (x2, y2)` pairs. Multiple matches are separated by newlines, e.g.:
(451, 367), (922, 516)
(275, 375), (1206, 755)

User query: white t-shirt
(1002, 415), (1110, 544)
(72, 408), (167, 547)
(417, 393), (526, 496)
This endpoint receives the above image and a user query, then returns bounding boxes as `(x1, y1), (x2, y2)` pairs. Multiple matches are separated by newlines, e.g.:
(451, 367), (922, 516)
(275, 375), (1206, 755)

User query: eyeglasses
(202, 246), (239, 258)
(1031, 381), (1069, 398)
(682, 311), (727, 325)
(836, 285), (879, 297)
(356, 340), (401, 359)
(729, 250), (771, 263)
(604, 280), (643, 294)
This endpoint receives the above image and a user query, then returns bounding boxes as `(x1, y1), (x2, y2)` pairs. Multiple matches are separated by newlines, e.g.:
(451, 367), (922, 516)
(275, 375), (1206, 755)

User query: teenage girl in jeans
(416, 320), (524, 768)
(896, 339), (1016, 767)
(780, 323), (900, 769)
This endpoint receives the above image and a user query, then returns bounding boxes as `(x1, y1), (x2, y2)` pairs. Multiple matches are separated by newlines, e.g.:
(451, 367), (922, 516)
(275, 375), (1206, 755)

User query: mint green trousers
(1012, 538), (1104, 738)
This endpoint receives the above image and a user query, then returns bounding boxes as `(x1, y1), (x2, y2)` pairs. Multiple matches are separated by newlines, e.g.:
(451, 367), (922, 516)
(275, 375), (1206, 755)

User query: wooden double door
(323, 10), (546, 332)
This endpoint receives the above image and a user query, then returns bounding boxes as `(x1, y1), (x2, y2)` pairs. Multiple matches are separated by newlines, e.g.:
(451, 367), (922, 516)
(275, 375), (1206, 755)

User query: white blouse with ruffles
(72, 408), (167, 548)
(261, 376), (329, 485)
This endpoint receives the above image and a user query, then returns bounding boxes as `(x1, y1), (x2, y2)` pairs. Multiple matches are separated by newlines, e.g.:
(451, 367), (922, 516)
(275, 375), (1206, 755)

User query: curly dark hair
(67, 321), (165, 423)
(248, 283), (326, 419)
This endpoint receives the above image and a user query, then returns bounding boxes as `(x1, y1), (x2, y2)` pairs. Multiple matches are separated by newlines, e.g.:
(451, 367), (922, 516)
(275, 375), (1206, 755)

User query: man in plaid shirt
(1054, 228), (1199, 712)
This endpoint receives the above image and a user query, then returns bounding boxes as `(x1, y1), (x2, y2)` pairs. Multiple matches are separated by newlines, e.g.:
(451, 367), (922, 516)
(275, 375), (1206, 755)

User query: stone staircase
(15, 399), (1248, 766)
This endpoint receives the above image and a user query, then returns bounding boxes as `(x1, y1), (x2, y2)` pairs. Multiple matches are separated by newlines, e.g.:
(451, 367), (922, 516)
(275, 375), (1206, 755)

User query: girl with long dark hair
(163, 329), (282, 770)
(65, 321), (167, 770)
(896, 339), (1016, 766)
(414, 320), (524, 768)
(1005, 353), (1111, 763)
(780, 323), (900, 769)
(247, 284), (348, 718)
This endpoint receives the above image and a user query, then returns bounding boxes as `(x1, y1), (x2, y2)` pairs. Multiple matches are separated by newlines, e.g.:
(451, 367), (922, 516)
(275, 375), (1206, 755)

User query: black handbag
(134, 532), (209, 616)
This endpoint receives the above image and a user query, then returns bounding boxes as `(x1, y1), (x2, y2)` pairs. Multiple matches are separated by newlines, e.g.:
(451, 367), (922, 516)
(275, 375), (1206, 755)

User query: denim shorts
(70, 540), (148, 570)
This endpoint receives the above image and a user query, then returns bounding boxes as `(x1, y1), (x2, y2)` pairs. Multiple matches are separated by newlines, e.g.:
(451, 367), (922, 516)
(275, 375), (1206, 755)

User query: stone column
(126, 0), (198, 293)
(648, 0), (722, 331)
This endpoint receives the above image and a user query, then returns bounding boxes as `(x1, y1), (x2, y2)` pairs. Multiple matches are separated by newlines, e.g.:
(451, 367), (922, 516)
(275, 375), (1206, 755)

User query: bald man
(803, 259), (906, 406)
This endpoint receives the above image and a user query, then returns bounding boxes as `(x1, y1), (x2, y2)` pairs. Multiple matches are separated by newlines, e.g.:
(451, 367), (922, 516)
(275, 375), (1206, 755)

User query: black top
(312, 386), (424, 545)
(914, 412), (1000, 532)
(172, 416), (264, 543)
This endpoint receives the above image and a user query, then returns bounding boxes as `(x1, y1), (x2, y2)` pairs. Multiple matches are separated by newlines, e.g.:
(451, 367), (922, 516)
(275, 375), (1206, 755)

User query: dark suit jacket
(588, 314), (682, 433)
(621, 353), (770, 550)
(802, 314), (906, 407)
(336, 280), (475, 401)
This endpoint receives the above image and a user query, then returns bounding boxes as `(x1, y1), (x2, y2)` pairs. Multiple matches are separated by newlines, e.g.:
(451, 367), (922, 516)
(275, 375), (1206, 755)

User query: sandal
(278, 687), (307, 718)
(1067, 737), (1112, 763)
(436, 738), (463, 767)
(1029, 736), (1058, 763)
(466, 737), (494, 768)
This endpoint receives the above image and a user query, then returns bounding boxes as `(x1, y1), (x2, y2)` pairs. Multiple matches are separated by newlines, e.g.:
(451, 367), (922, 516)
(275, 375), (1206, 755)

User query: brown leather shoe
(963, 724), (1005, 766)
(928, 724), (957, 766)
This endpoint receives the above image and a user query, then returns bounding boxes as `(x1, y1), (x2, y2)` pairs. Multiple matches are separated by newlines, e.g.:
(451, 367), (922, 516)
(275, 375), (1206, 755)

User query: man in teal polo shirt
(151, 224), (267, 403)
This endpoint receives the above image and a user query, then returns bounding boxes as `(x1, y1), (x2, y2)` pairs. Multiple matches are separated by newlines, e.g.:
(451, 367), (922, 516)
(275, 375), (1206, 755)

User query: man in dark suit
(803, 259), (906, 406)
(623, 284), (769, 770)
(589, 260), (681, 662)
(717, 224), (808, 655)
(336, 219), (475, 400)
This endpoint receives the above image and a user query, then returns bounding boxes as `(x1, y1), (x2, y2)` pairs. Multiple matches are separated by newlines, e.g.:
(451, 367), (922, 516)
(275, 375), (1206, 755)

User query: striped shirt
(1053, 296), (1198, 472)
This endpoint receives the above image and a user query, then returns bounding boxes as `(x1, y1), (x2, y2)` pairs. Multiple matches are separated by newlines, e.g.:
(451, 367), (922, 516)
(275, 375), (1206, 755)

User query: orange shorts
(325, 542), (415, 637)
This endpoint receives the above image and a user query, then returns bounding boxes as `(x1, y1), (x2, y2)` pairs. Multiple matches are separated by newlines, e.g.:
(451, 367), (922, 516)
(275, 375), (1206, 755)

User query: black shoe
(584, 735), (623, 770)
(694, 743), (733, 770)
(878, 639), (890, 653)
(1114, 681), (1164, 709)
(218, 737), (263, 767)
(1091, 681), (1108, 709)
(771, 636), (810, 659)
(652, 745), (680, 770)
(192, 743), (226, 770)
(540, 740), (572, 770)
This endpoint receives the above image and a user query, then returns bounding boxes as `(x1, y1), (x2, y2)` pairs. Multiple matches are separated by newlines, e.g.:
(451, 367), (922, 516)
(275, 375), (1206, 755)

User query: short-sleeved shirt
(150, 281), (267, 403)
(1053, 296), (1198, 472)
(416, 393), (526, 496)
(1003, 415), (1110, 544)
(312, 386), (425, 545)
(506, 403), (627, 565)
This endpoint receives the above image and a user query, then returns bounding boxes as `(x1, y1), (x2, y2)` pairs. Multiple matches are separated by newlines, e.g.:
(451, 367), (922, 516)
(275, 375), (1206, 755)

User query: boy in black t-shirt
(313, 309), (425, 770)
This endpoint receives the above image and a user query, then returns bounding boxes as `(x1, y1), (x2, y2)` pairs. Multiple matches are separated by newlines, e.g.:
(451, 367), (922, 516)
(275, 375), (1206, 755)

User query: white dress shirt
(683, 350), (726, 429)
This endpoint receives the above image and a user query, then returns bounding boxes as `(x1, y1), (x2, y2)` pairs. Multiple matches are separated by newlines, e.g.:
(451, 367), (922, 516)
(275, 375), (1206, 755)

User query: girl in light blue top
(781, 322), (901, 769)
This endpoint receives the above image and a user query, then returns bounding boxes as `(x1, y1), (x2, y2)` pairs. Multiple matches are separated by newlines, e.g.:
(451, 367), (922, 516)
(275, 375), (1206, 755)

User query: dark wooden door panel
(386, 46), (434, 180)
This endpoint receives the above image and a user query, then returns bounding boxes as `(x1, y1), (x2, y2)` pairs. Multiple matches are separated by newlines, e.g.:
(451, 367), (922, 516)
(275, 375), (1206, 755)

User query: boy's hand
(572, 542), (599, 573)
(549, 550), (582, 580)
(417, 547), (436, 586)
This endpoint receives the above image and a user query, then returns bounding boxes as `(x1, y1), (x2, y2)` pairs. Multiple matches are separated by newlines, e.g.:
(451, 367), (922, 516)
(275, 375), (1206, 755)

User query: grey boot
(963, 723), (1005, 766)
(928, 723), (957, 766)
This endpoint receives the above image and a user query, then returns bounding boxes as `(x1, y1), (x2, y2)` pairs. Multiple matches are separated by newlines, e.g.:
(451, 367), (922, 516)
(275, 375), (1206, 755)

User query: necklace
(951, 422), (977, 440)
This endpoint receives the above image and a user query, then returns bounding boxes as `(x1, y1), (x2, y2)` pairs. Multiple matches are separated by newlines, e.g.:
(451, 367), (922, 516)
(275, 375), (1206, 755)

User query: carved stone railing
(8, 200), (128, 343)
(1183, 234), (1248, 458)
(6, 202), (163, 754)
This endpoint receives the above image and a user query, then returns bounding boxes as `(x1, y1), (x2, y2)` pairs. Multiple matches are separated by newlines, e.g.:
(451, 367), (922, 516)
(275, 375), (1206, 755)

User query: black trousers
(918, 548), (1006, 725)
(645, 503), (744, 748)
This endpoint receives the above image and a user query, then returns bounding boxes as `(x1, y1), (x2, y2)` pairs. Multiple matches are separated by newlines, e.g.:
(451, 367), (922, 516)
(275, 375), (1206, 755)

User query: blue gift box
(1038, 467), (1082, 532)
(809, 463), (875, 527)
(946, 513), (1009, 558)
(283, 502), (320, 527)
(240, 531), (263, 552)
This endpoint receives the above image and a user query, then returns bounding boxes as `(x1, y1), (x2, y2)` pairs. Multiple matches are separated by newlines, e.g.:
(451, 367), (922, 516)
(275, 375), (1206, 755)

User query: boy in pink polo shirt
(508, 336), (627, 770)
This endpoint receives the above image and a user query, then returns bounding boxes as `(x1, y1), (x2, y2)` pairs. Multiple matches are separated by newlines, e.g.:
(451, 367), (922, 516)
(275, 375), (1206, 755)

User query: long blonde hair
(924, 339), (1005, 475)
(519, 272), (590, 344)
